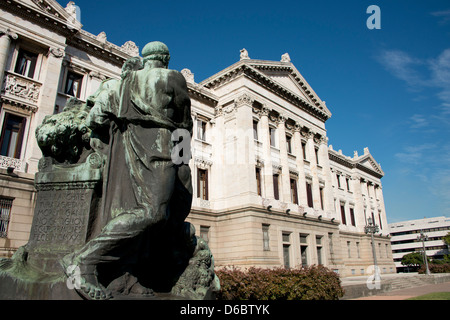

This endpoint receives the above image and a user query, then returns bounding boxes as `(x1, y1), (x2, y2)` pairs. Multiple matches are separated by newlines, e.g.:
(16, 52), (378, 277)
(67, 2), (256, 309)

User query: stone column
(293, 123), (307, 207)
(375, 185), (388, 232)
(0, 29), (18, 90)
(234, 93), (256, 202)
(352, 174), (365, 231)
(308, 132), (321, 210)
(277, 114), (290, 203)
(318, 136), (334, 213)
(26, 47), (65, 173)
(210, 106), (224, 204)
(260, 106), (274, 200)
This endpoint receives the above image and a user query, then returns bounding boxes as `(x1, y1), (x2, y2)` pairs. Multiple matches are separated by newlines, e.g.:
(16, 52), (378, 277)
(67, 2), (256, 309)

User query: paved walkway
(351, 281), (450, 300)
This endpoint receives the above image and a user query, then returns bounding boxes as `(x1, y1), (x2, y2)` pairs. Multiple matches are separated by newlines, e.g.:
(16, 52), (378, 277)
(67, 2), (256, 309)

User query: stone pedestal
(0, 153), (103, 299)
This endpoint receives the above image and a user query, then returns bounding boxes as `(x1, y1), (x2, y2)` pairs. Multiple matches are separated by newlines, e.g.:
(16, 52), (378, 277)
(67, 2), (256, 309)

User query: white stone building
(0, 0), (395, 277)
(389, 216), (450, 272)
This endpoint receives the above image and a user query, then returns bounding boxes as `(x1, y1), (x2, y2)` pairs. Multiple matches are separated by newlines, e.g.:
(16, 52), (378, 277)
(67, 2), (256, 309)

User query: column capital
(0, 28), (18, 40)
(293, 122), (302, 132)
(234, 93), (254, 108)
(260, 105), (271, 117)
(48, 47), (65, 59)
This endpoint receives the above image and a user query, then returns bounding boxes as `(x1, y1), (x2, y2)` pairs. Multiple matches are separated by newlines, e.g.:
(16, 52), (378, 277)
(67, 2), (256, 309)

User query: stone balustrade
(0, 155), (25, 172)
(2, 71), (42, 108)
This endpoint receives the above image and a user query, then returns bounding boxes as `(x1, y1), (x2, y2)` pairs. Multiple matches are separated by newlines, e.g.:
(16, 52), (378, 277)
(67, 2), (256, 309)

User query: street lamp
(417, 230), (431, 275)
(365, 217), (380, 281)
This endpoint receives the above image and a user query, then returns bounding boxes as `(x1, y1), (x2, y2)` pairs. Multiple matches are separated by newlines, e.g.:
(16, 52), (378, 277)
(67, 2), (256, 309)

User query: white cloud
(430, 10), (450, 25)
(394, 143), (437, 165)
(378, 48), (450, 130)
(377, 50), (424, 88)
(409, 114), (429, 129)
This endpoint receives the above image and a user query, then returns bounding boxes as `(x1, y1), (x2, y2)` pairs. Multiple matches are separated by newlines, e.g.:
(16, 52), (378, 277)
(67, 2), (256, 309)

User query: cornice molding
(328, 150), (384, 179)
(201, 62), (330, 122)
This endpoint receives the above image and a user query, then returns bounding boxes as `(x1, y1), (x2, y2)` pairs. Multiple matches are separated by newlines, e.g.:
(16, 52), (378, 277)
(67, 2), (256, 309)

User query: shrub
(215, 265), (344, 300)
(418, 263), (450, 274)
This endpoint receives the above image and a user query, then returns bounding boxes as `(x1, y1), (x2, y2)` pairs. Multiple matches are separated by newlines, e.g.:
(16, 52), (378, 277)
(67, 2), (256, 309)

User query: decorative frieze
(3, 71), (42, 106)
(121, 41), (139, 57)
(0, 155), (25, 172)
(234, 93), (254, 108)
(49, 47), (64, 59)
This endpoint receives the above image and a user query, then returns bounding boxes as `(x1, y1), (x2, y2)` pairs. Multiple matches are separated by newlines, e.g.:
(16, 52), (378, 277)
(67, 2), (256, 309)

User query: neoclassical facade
(0, 0), (395, 277)
(184, 52), (394, 276)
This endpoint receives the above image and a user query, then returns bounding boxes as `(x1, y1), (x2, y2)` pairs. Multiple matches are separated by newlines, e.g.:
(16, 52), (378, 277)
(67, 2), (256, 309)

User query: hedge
(418, 263), (450, 274)
(215, 265), (344, 300)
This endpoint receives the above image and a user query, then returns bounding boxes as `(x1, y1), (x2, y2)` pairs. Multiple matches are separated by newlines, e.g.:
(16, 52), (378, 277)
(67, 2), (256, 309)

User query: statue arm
(86, 88), (119, 130)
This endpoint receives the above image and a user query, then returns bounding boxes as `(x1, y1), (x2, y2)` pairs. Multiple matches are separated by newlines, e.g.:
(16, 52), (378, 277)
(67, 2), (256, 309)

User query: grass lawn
(407, 292), (450, 300)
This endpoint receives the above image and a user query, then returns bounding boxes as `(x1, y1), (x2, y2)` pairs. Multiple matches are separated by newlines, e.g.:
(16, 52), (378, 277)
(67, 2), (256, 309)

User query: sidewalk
(352, 281), (450, 300)
(340, 273), (450, 300)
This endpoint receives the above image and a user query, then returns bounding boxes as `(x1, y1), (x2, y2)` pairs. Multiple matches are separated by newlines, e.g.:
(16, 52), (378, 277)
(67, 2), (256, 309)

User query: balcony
(0, 155), (26, 172)
(2, 71), (41, 111)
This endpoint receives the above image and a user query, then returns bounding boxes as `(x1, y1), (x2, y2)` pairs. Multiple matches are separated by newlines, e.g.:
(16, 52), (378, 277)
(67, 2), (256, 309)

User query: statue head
(142, 41), (170, 67)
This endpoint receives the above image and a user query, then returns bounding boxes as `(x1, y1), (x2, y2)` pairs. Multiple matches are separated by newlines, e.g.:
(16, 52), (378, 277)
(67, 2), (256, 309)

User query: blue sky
(56, 0), (450, 223)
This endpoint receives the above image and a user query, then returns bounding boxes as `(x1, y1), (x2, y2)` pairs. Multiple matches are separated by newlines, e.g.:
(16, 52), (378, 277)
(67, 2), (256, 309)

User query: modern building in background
(0, 0), (395, 277)
(389, 216), (450, 272)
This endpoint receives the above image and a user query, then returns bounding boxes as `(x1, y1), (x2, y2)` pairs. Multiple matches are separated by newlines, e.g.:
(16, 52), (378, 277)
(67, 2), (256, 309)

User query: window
(197, 119), (207, 141)
(350, 207), (356, 226)
(253, 120), (258, 140)
(0, 197), (13, 238)
(282, 232), (291, 268)
(300, 234), (308, 267)
(14, 48), (38, 78)
(200, 226), (210, 243)
(328, 233), (334, 260)
(65, 71), (83, 98)
(286, 135), (292, 154)
(290, 178), (298, 205)
(347, 241), (351, 258)
(346, 178), (350, 191)
(316, 236), (323, 265)
(378, 212), (383, 229)
(0, 113), (26, 159)
(269, 127), (277, 147)
(356, 242), (360, 258)
(306, 182), (313, 208)
(262, 224), (270, 251)
(336, 174), (341, 188)
(273, 174), (280, 200)
(255, 167), (262, 196)
(319, 187), (324, 210)
(314, 147), (319, 165)
(197, 169), (208, 200)
(301, 141), (307, 160)
(340, 204), (347, 225)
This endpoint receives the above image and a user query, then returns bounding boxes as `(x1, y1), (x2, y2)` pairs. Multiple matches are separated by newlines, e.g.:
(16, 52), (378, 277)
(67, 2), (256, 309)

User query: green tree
(443, 232), (450, 247)
(443, 232), (450, 262)
(401, 252), (424, 271)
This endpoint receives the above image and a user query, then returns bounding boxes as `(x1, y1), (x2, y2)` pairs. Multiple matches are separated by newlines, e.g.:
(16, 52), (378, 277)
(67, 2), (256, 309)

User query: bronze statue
(0, 41), (219, 300)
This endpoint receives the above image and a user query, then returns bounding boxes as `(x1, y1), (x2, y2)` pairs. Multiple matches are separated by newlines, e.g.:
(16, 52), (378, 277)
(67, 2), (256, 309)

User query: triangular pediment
(200, 58), (332, 121)
(19, 0), (82, 30)
(255, 68), (311, 102)
(248, 60), (331, 117)
(357, 155), (384, 176)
